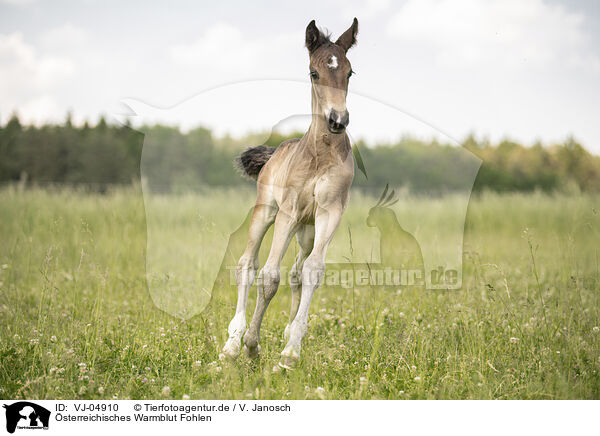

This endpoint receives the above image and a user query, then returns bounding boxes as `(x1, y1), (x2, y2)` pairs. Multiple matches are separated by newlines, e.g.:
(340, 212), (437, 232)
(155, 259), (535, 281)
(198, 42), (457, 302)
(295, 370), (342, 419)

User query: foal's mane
(316, 28), (333, 44)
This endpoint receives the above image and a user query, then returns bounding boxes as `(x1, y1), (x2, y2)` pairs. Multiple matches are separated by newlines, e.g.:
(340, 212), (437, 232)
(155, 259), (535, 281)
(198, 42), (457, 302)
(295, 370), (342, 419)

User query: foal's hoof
(244, 344), (261, 359)
(220, 339), (241, 360)
(278, 354), (299, 370)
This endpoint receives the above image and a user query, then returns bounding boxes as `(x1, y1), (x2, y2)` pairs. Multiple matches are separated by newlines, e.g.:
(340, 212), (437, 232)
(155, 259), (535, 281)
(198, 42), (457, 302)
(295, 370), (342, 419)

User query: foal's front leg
(279, 206), (343, 369)
(220, 203), (276, 360)
(243, 211), (297, 358)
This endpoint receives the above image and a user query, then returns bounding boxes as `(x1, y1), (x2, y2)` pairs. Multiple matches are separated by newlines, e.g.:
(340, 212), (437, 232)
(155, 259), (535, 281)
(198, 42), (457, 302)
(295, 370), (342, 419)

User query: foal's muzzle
(327, 109), (349, 134)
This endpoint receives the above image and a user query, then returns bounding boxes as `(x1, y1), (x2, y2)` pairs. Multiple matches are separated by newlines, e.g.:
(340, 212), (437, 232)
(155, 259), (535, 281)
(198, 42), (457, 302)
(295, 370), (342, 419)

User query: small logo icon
(3, 402), (50, 434)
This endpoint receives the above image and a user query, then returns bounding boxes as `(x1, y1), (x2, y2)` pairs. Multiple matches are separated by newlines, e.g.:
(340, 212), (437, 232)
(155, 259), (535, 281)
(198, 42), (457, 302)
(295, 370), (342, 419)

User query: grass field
(1, 186), (599, 399)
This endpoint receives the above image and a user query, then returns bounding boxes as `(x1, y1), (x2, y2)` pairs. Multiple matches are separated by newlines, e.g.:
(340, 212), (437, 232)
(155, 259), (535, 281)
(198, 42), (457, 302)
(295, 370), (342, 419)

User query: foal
(221, 18), (358, 369)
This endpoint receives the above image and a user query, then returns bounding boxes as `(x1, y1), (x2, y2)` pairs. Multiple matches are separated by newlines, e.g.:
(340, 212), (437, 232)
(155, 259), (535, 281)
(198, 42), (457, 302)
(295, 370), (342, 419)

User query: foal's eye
(309, 70), (319, 80)
(347, 70), (355, 79)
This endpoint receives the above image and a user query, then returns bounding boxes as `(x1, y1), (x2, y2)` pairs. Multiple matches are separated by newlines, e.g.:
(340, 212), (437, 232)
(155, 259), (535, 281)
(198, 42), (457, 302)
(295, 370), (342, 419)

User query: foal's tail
(234, 145), (277, 180)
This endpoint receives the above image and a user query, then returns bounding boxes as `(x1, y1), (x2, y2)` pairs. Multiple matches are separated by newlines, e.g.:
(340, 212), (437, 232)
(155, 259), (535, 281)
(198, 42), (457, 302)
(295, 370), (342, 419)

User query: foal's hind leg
(220, 203), (276, 360)
(285, 224), (314, 341)
(243, 211), (297, 358)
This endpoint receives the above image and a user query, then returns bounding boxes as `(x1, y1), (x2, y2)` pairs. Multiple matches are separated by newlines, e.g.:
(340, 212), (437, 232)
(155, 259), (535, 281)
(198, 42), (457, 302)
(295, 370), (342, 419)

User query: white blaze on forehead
(327, 55), (338, 69)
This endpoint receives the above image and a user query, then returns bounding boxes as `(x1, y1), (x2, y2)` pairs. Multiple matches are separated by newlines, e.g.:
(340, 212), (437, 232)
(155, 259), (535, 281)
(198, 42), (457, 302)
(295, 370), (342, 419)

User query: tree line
(1, 114), (599, 194)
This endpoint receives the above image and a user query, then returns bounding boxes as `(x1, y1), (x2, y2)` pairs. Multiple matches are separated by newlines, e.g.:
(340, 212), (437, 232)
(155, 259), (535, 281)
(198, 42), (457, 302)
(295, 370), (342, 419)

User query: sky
(1, 0), (599, 151)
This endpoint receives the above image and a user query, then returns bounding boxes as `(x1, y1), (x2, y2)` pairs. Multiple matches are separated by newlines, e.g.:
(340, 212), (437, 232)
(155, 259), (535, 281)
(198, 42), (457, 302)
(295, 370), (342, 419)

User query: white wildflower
(315, 386), (326, 399)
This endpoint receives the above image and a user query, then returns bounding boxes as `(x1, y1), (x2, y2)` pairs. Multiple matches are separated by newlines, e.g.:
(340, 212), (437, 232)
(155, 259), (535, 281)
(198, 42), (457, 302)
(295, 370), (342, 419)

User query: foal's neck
(307, 88), (347, 151)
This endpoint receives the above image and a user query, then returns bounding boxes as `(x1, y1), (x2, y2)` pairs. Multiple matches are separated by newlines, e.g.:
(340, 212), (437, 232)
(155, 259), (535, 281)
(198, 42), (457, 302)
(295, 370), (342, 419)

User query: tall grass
(0, 186), (598, 399)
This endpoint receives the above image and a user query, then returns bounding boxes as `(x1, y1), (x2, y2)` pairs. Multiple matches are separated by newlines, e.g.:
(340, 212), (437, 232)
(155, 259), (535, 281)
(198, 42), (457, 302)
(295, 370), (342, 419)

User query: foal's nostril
(327, 110), (349, 132)
(327, 113), (337, 126)
(339, 111), (349, 128)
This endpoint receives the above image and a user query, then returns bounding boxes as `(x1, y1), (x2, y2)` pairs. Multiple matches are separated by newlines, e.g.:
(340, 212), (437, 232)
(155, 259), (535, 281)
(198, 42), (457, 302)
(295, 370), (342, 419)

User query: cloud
(387, 0), (599, 72)
(0, 32), (75, 122)
(169, 22), (299, 75)
(19, 95), (61, 121)
(0, 0), (37, 5)
(0, 32), (76, 87)
(339, 0), (391, 20)
(41, 23), (88, 50)
(170, 23), (258, 70)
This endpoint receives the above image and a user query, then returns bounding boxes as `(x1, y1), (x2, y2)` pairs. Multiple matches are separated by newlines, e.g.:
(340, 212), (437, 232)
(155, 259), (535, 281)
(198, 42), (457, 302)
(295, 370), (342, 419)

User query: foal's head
(305, 18), (358, 134)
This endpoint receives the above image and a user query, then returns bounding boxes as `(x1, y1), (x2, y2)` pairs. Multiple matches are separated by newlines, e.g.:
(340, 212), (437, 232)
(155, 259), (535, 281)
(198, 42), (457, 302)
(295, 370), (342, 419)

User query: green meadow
(0, 186), (599, 399)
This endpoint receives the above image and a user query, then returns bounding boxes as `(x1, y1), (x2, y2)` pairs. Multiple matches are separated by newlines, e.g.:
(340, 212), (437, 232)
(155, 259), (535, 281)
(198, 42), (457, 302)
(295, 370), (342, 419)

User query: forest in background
(1, 114), (599, 194)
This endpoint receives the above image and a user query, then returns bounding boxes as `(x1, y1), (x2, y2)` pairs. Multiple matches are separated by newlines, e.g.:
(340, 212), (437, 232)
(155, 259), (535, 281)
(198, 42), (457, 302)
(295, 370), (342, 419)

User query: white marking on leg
(221, 203), (276, 360)
(220, 255), (256, 360)
(281, 206), (343, 367)
(244, 211), (297, 355)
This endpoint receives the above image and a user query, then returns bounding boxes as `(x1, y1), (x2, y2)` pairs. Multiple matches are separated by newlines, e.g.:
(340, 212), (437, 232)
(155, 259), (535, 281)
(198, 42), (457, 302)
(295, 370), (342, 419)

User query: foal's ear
(336, 17), (359, 53)
(305, 20), (327, 54)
